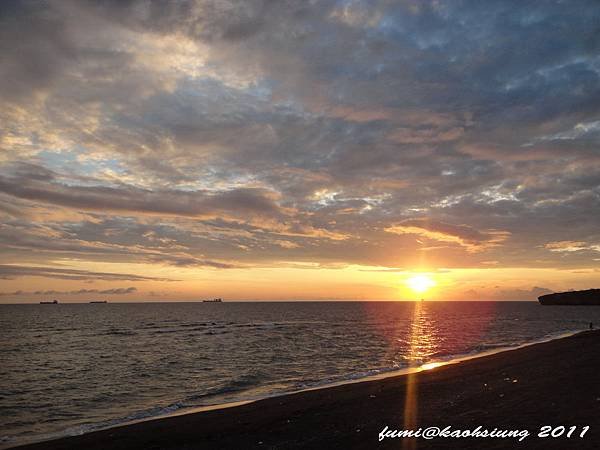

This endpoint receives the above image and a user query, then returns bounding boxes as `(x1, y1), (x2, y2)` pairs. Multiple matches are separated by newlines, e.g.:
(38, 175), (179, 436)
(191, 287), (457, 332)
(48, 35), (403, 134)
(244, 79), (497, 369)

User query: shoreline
(11, 328), (600, 449)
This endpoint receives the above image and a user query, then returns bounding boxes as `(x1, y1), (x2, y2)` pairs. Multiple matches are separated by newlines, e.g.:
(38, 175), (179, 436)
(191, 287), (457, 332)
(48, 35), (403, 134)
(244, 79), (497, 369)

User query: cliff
(538, 289), (600, 305)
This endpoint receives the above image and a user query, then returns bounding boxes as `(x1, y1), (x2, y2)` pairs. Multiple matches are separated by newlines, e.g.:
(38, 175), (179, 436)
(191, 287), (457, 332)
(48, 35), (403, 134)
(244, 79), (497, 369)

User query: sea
(1, 301), (599, 448)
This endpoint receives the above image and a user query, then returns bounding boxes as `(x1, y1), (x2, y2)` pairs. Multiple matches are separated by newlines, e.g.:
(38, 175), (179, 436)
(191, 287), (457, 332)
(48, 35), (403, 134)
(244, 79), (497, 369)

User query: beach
(13, 329), (599, 450)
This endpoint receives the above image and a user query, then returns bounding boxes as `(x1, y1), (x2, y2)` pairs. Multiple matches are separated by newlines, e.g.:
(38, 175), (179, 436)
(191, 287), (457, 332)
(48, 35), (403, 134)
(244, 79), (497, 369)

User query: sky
(0, 0), (599, 302)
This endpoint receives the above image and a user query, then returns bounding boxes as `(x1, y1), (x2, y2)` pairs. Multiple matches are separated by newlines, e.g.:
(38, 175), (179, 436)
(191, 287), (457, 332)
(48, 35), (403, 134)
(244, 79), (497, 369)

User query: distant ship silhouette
(202, 298), (223, 302)
(40, 300), (58, 304)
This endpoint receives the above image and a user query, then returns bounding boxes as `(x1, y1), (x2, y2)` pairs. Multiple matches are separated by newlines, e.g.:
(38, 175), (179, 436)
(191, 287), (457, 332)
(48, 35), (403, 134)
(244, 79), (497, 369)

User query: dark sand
(15, 330), (600, 450)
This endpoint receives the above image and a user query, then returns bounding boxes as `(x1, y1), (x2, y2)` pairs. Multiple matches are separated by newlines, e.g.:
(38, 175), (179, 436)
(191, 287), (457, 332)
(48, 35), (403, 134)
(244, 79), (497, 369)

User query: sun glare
(406, 275), (436, 294)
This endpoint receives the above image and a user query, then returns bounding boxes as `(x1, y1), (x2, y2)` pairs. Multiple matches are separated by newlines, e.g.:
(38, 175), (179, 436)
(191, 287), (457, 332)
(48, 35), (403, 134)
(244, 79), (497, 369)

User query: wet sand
(14, 330), (600, 449)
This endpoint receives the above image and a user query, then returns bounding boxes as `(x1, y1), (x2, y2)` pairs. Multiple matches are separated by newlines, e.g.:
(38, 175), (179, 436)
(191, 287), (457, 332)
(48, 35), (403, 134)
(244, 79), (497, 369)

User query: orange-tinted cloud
(386, 219), (510, 253)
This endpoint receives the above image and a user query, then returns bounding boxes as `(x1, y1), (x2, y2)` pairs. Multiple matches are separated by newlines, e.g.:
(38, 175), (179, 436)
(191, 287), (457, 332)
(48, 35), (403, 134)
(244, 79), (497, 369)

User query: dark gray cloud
(0, 286), (137, 296)
(0, 163), (285, 219)
(0, 265), (173, 281)
(0, 219), (239, 270)
(0, 0), (599, 279)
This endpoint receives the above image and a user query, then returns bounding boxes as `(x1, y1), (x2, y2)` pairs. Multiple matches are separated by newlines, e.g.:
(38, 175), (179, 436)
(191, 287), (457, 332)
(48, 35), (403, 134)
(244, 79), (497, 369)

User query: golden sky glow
(1, 262), (598, 302)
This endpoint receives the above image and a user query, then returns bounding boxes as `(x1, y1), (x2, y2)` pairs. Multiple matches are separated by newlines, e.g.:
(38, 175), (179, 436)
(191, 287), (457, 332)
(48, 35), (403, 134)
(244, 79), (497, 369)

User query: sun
(406, 274), (436, 294)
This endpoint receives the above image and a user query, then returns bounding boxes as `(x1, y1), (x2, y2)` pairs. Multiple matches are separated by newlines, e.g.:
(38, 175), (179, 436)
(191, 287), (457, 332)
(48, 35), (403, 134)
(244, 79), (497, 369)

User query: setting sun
(406, 275), (436, 294)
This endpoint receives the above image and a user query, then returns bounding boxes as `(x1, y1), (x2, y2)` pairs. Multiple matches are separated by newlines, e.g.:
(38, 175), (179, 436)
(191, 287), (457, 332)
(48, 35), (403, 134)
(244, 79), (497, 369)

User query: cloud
(526, 120), (600, 145)
(545, 241), (600, 253)
(385, 219), (510, 253)
(387, 126), (464, 144)
(0, 219), (238, 269)
(463, 286), (553, 301)
(0, 0), (599, 280)
(0, 287), (137, 297)
(0, 164), (286, 220)
(0, 265), (173, 281)
(495, 286), (553, 301)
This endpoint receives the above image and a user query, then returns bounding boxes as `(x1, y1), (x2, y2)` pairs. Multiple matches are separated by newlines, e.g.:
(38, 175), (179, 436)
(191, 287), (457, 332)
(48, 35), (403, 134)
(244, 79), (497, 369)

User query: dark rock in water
(538, 289), (600, 305)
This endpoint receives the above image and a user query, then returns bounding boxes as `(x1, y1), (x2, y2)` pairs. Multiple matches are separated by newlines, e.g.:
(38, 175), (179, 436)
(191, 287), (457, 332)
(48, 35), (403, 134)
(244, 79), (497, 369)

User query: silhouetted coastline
(538, 289), (600, 305)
